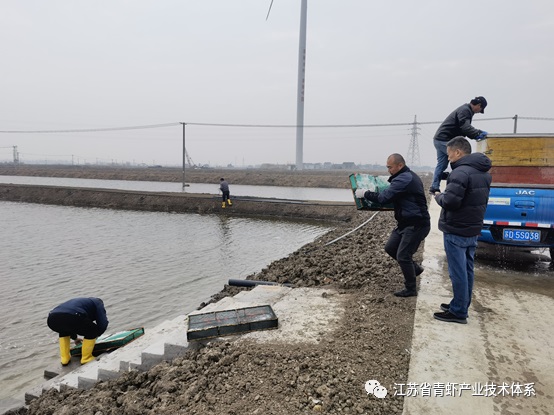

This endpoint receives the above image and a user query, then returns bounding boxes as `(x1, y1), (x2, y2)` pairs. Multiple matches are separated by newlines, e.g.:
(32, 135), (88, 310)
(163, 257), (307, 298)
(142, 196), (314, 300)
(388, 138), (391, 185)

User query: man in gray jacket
(219, 178), (232, 208)
(433, 137), (491, 324)
(430, 96), (488, 194)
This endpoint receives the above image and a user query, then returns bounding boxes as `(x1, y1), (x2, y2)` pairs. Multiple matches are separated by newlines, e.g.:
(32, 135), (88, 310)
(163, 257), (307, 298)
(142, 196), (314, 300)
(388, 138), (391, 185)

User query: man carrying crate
(356, 154), (430, 297)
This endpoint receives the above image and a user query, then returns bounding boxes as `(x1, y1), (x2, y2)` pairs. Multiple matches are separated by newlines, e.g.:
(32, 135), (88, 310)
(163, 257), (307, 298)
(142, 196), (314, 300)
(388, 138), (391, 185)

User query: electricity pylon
(407, 115), (421, 167)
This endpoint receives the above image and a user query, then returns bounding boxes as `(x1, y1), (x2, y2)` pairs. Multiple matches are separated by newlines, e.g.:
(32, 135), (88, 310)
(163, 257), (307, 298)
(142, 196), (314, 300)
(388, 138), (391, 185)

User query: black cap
(472, 96), (487, 113)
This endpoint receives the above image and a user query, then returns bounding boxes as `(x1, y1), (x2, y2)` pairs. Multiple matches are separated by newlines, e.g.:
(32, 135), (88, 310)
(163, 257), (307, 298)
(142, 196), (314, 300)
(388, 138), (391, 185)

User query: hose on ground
(324, 211), (380, 246)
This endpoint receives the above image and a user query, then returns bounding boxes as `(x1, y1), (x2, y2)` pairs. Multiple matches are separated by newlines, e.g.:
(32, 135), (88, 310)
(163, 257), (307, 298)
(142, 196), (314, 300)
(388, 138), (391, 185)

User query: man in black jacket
(430, 96), (488, 194)
(47, 297), (109, 365)
(356, 154), (430, 297)
(433, 137), (492, 324)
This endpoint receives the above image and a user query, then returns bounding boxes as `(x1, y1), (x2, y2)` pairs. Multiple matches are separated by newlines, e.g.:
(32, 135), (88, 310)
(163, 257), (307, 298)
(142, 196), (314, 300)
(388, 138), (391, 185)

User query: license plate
(502, 229), (541, 242)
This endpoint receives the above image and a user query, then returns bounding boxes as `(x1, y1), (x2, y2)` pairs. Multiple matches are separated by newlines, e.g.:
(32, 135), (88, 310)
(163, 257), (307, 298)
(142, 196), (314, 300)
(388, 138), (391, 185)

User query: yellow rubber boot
(227, 199), (232, 206)
(80, 338), (96, 365)
(59, 336), (71, 366)
(221, 202), (226, 208)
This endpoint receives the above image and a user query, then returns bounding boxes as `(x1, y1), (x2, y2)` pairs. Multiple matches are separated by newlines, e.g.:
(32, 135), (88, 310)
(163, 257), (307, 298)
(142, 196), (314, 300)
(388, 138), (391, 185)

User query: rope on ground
(324, 211), (380, 246)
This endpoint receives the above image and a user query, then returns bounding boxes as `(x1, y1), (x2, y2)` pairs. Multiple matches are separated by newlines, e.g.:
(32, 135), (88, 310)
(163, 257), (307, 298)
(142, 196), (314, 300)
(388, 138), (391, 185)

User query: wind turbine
(267, 0), (308, 170)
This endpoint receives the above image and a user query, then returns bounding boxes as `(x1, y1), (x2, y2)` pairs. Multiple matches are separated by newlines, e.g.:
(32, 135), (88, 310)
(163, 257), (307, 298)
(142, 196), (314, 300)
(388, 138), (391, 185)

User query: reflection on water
(0, 201), (330, 401)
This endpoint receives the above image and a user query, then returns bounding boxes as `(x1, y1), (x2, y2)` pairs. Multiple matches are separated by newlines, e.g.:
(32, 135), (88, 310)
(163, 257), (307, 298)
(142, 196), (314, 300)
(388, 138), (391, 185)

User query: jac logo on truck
(515, 190), (536, 195)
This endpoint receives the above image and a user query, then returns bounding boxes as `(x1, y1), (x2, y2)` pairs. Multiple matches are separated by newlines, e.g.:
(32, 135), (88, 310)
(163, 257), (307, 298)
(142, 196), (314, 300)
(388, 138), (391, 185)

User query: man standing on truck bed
(433, 137), (491, 324)
(430, 96), (488, 194)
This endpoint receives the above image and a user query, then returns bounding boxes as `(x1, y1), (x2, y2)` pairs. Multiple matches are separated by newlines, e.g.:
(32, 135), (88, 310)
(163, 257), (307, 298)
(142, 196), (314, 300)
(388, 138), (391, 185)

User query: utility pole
(513, 114), (518, 133)
(295, 0), (307, 170)
(267, 0), (307, 170)
(181, 123), (186, 191)
(407, 115), (421, 167)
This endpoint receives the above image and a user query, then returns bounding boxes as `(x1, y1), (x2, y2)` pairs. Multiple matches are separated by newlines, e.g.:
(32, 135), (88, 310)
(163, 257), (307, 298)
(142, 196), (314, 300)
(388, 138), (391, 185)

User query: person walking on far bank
(356, 154), (430, 297)
(433, 136), (491, 324)
(220, 178), (232, 208)
(47, 297), (109, 365)
(430, 96), (488, 194)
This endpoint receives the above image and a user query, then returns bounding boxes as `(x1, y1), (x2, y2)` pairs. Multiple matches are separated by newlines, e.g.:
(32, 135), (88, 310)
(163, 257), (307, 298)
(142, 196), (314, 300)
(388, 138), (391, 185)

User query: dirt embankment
(0, 184), (357, 223)
(0, 165), (381, 189)
(0, 165), (386, 223)
(4, 165), (431, 415)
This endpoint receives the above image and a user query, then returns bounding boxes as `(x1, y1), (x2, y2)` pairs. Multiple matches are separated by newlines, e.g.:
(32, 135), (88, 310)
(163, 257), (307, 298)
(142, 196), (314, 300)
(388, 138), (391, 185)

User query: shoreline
(0, 183), (356, 223)
(3, 166), (421, 415)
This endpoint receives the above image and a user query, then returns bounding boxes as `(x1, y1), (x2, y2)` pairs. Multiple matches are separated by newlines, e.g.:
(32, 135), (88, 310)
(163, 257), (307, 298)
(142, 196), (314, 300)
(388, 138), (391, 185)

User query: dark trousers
(47, 312), (101, 340)
(385, 224), (430, 290)
(221, 190), (230, 202)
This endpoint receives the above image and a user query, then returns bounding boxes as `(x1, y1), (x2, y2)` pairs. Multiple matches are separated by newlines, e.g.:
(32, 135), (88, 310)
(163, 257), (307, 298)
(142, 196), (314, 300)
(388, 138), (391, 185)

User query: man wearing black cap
(429, 96), (488, 194)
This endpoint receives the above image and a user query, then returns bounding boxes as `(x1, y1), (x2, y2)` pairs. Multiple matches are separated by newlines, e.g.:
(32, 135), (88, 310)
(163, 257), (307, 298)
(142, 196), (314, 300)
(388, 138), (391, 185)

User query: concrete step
(40, 315), (189, 397)
(124, 315), (189, 372)
(24, 285), (293, 404)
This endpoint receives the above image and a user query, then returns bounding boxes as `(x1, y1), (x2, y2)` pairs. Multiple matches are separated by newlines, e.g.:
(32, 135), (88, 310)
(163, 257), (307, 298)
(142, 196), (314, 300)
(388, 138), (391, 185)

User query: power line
(0, 116), (550, 134)
(0, 122), (181, 134)
(517, 116), (554, 121)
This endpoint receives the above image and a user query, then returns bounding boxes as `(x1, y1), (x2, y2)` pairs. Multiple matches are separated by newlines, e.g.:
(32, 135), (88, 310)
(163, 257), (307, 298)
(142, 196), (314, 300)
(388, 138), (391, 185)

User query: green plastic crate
(70, 327), (145, 357)
(349, 173), (394, 210)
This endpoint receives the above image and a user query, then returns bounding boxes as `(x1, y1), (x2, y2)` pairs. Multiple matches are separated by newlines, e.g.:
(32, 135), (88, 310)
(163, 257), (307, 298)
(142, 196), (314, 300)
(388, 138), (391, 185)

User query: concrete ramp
(22, 284), (343, 406)
(403, 197), (554, 414)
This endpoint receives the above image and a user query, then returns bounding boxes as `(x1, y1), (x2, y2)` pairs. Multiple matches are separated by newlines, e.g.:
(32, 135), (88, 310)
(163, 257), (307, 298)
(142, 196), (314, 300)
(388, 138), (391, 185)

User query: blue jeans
(431, 140), (449, 190)
(443, 233), (477, 318)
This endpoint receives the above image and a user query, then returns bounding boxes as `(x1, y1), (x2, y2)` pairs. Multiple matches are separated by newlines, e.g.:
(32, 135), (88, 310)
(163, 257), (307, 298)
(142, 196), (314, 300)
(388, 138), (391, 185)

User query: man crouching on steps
(47, 297), (109, 365)
(356, 154), (430, 297)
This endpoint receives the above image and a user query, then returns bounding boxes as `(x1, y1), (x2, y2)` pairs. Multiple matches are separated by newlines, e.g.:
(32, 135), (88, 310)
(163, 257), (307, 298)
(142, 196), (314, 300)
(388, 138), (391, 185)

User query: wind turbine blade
(266, 0), (274, 20)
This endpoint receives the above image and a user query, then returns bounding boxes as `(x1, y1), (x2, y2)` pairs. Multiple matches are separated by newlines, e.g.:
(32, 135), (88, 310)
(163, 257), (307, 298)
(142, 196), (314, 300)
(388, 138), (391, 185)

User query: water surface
(0, 201), (330, 401)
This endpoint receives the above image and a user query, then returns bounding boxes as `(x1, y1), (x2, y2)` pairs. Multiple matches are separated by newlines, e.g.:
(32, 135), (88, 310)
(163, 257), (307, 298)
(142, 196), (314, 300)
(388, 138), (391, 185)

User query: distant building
(303, 163), (323, 170)
(341, 162), (356, 170)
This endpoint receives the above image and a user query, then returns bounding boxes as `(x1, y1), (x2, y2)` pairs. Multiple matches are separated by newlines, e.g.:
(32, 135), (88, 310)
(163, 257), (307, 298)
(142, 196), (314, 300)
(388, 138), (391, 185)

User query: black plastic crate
(187, 305), (278, 341)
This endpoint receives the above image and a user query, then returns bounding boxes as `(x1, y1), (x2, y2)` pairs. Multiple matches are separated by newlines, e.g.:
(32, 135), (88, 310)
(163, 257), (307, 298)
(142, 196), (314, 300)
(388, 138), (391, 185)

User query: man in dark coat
(430, 96), (488, 194)
(433, 136), (492, 324)
(47, 297), (109, 365)
(356, 154), (430, 297)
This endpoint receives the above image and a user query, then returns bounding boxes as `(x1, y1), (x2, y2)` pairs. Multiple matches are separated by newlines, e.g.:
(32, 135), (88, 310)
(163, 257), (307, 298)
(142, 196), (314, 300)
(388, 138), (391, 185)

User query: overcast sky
(1, 0), (553, 168)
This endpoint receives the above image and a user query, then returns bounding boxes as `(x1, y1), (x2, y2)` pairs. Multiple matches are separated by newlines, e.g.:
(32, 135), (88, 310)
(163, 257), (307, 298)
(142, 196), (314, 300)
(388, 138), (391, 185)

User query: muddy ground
(5, 166), (431, 415)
